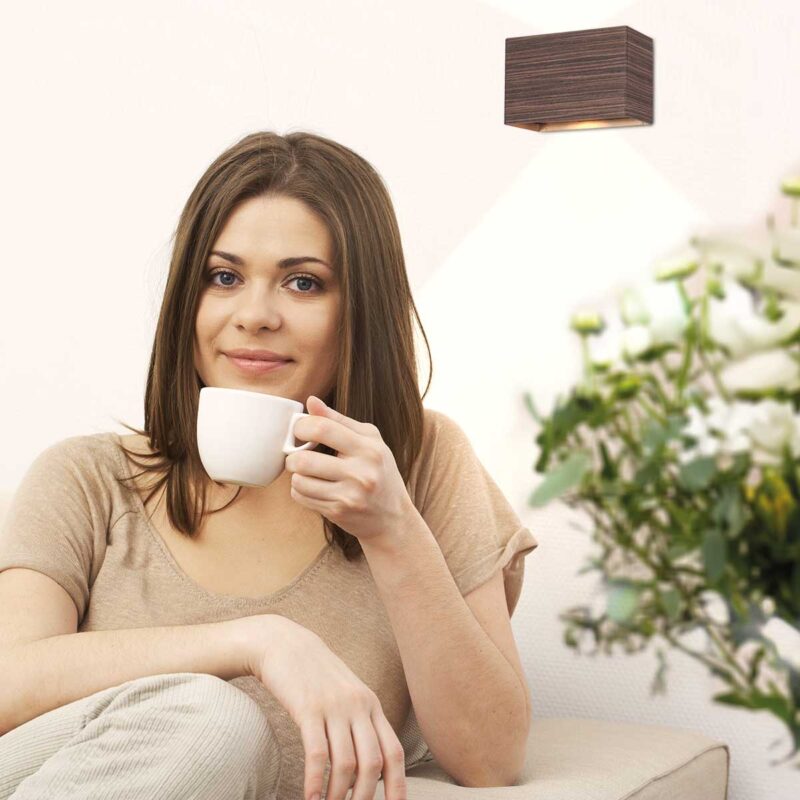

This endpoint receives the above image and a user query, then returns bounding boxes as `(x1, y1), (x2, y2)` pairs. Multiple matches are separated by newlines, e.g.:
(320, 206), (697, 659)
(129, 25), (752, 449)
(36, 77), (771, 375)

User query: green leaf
(708, 664), (737, 683)
(635, 342), (677, 362)
(702, 528), (728, 582)
(714, 483), (748, 538)
(661, 587), (683, 622)
(607, 584), (639, 623)
(599, 440), (617, 481)
(522, 391), (543, 424)
(749, 690), (793, 721)
(642, 419), (668, 452)
(533, 391), (603, 471)
(713, 691), (752, 709)
(529, 452), (592, 507)
(667, 541), (698, 560)
(748, 645), (768, 684)
(612, 374), (641, 400)
(666, 413), (687, 439)
(712, 483), (746, 538)
(634, 461), (660, 487)
(678, 456), (717, 490)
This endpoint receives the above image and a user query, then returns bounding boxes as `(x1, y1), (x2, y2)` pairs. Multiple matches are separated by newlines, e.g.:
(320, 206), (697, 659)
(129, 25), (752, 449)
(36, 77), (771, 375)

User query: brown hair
(113, 130), (433, 562)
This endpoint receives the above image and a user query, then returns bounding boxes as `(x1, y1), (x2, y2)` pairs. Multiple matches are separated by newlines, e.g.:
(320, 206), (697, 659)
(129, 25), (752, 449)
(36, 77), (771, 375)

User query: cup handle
(283, 412), (317, 454)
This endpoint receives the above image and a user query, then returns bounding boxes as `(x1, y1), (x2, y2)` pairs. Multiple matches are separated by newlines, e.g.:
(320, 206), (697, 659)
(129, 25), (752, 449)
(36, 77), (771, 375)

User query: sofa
(0, 487), (730, 799)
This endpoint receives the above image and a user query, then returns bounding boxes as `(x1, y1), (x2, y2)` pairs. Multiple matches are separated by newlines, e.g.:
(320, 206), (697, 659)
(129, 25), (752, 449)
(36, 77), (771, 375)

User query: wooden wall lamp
(505, 25), (654, 132)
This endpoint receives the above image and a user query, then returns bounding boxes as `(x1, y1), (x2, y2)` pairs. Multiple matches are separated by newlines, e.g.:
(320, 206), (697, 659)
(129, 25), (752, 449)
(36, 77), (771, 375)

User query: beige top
(0, 408), (539, 798)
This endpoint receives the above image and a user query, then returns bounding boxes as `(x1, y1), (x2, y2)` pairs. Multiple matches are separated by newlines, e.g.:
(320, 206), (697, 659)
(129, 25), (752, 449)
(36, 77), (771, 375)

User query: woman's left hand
(284, 395), (415, 547)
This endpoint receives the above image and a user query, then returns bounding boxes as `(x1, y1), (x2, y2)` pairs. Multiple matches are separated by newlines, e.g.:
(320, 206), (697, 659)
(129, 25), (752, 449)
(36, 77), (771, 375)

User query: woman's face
(194, 194), (341, 409)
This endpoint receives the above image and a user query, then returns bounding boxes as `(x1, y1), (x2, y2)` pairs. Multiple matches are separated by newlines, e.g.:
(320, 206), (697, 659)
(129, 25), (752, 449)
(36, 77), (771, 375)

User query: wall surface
(1, 1), (799, 797)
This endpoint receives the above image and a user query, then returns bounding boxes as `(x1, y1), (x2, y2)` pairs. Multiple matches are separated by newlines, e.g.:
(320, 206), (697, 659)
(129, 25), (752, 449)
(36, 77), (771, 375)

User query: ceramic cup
(197, 387), (317, 488)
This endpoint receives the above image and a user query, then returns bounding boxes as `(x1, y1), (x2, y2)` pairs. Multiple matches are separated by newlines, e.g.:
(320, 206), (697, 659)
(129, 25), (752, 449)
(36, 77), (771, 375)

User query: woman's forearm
(0, 615), (270, 736)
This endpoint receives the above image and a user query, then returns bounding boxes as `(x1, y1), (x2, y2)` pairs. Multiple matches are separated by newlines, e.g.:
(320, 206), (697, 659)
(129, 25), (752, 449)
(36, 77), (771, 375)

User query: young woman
(0, 131), (538, 800)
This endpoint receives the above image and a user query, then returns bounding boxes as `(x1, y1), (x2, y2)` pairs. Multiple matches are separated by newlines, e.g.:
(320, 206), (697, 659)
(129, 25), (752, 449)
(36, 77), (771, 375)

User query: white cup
(197, 387), (317, 488)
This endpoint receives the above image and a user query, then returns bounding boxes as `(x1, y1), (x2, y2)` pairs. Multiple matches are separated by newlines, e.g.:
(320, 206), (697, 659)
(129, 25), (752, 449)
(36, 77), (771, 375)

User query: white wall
(2, 1), (799, 797)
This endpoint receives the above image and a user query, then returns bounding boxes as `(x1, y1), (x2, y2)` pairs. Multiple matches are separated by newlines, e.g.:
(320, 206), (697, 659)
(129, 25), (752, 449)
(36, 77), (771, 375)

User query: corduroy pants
(0, 672), (282, 799)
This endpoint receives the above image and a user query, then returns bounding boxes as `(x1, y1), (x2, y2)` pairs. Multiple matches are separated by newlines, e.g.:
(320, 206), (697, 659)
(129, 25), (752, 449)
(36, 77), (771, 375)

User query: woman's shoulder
(421, 406), (456, 434)
(406, 408), (469, 496)
(33, 431), (120, 463)
(420, 407), (470, 452)
(8, 432), (134, 533)
(28, 431), (136, 492)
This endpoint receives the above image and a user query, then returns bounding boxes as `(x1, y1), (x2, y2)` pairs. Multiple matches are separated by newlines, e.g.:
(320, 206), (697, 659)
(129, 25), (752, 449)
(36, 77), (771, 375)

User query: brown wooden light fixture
(504, 25), (654, 132)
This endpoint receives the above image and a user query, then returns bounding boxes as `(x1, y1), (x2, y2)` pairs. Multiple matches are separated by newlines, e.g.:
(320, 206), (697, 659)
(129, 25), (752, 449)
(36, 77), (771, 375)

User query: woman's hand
(244, 614), (407, 800)
(285, 396), (416, 548)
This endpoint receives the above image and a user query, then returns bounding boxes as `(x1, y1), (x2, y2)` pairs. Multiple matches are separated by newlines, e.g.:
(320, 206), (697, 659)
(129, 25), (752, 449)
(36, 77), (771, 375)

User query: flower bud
(570, 311), (605, 335)
(654, 252), (699, 282)
(780, 176), (800, 198)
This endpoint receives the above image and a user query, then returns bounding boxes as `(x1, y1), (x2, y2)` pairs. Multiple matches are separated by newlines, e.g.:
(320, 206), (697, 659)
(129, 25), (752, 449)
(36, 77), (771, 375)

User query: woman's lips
(226, 355), (292, 374)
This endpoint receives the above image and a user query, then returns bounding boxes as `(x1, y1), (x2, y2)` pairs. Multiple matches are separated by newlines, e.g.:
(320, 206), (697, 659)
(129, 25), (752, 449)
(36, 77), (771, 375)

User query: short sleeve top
(0, 407), (539, 797)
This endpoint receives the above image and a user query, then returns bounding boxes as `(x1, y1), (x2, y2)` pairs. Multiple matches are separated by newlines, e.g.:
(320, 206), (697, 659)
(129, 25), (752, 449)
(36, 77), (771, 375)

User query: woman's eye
(206, 269), (322, 294)
(208, 269), (238, 288)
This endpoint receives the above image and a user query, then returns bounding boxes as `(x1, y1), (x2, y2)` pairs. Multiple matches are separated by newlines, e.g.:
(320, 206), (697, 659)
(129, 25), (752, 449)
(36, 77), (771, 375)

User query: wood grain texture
(504, 25), (654, 132)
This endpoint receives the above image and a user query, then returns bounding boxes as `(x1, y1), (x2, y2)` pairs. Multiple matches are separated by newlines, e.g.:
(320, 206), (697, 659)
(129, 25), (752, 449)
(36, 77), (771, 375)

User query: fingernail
(310, 794), (320, 800)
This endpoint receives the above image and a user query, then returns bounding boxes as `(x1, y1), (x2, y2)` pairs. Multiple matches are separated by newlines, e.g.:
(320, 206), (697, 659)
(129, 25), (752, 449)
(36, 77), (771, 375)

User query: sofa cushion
(396, 717), (729, 799)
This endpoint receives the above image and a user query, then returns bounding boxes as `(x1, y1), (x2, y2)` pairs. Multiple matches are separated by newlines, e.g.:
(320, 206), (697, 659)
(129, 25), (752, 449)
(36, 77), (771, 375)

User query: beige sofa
(0, 488), (730, 799)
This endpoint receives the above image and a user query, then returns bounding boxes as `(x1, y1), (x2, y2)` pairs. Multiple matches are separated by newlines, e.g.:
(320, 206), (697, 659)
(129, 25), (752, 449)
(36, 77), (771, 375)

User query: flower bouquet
(524, 177), (800, 768)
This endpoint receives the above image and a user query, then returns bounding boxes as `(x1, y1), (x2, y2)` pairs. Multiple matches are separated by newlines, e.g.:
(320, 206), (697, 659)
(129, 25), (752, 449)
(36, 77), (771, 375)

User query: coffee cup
(197, 387), (317, 488)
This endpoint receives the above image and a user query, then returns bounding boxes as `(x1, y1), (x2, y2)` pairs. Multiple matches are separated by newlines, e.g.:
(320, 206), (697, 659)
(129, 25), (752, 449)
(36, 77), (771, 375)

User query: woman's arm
(0, 615), (272, 735)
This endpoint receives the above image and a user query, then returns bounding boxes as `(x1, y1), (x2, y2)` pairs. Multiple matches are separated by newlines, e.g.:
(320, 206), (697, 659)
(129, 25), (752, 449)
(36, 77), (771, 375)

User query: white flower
(588, 315), (625, 368)
(707, 277), (800, 359)
(682, 405), (708, 440)
(744, 399), (800, 463)
(698, 436), (721, 458)
(760, 616), (800, 670)
(690, 232), (765, 282)
(723, 402), (761, 453)
(621, 287), (649, 326)
(679, 397), (800, 467)
(702, 397), (752, 454)
(678, 433), (719, 465)
(621, 282), (688, 345)
(621, 324), (652, 357)
(720, 349), (800, 394)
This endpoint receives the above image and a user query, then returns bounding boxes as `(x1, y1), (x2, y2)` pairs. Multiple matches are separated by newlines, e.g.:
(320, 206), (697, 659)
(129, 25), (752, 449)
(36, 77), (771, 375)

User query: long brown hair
(113, 130), (433, 562)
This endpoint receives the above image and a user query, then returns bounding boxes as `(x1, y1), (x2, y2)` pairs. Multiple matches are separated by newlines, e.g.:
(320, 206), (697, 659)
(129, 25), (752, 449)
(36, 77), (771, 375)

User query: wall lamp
(505, 25), (654, 132)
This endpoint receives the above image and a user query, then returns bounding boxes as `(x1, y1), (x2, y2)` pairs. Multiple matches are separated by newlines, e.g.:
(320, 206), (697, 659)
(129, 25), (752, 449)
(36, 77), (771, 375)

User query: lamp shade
(504, 25), (654, 132)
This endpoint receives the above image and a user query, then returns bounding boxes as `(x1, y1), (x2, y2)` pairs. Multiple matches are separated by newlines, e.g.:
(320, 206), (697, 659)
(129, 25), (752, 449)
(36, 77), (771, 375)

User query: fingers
(300, 717), (330, 800)
(349, 714), (385, 800)
(325, 716), (358, 800)
(370, 709), (408, 800)
(301, 708), (407, 800)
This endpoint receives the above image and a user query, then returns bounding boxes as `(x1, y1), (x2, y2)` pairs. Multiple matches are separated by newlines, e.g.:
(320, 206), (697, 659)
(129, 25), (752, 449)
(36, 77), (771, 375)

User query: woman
(0, 131), (539, 800)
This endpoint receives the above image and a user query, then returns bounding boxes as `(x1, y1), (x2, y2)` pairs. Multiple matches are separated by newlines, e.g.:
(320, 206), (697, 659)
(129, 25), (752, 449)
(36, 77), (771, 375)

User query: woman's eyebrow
(209, 250), (332, 271)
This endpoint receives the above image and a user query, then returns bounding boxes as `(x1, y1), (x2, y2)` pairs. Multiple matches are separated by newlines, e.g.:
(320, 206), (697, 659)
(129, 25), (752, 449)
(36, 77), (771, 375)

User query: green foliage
(529, 452), (592, 506)
(678, 456), (717, 491)
(523, 183), (800, 768)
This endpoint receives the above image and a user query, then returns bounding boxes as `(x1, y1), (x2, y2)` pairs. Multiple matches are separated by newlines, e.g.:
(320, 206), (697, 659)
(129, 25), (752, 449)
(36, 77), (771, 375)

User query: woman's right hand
(242, 613), (407, 800)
